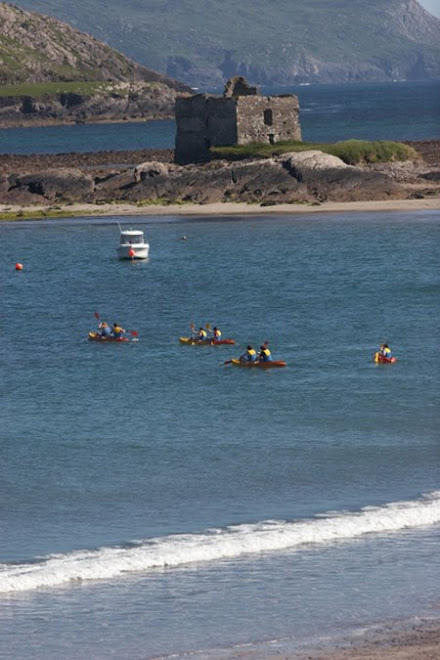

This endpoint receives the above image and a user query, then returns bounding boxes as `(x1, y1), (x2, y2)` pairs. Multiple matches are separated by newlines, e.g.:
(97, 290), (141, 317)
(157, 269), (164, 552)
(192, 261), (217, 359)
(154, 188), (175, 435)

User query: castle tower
(175, 76), (301, 164)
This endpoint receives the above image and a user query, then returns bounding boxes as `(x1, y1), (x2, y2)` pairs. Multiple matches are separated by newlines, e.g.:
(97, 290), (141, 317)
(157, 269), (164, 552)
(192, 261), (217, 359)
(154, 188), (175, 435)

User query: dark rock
(1, 143), (438, 207)
(11, 168), (95, 202)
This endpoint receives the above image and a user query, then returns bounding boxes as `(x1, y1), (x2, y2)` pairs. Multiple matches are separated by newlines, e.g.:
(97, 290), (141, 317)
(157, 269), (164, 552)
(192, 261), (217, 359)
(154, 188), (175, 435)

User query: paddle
(224, 360), (232, 365)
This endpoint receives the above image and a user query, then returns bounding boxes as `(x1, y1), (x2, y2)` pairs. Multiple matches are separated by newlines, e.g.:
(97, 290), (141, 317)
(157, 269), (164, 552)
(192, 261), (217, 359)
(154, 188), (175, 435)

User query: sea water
(0, 211), (439, 659)
(0, 80), (438, 154)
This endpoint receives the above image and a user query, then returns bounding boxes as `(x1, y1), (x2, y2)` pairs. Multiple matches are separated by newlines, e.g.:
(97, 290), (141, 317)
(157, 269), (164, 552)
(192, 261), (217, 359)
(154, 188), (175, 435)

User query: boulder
(280, 150), (350, 180)
(134, 161), (169, 182)
(11, 168), (95, 202)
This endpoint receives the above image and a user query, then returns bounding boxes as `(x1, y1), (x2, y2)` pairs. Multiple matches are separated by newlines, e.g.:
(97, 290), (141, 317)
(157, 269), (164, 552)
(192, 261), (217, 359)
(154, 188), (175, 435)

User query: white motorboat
(117, 228), (150, 260)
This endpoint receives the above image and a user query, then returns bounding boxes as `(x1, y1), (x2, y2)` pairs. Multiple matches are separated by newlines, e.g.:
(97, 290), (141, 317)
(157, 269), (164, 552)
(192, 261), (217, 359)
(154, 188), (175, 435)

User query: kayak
(179, 336), (236, 345)
(230, 358), (286, 368)
(88, 331), (130, 342)
(374, 352), (397, 364)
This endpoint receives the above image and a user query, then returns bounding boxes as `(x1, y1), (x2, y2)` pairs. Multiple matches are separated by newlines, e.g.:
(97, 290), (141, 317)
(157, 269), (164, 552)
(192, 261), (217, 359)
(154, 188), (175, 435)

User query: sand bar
(0, 197), (440, 221)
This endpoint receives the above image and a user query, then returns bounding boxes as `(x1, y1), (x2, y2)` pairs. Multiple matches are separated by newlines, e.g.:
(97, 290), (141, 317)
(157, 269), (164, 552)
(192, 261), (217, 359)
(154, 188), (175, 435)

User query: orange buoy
(128, 248), (135, 258)
(15, 263), (23, 270)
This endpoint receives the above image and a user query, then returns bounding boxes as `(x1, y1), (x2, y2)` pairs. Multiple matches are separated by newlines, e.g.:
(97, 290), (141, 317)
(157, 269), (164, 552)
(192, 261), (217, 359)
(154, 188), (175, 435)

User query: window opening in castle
(264, 109), (273, 126)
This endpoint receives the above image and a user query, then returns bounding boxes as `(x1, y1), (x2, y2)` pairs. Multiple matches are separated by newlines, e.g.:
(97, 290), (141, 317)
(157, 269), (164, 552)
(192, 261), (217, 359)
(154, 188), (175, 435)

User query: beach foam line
(1, 491), (439, 594)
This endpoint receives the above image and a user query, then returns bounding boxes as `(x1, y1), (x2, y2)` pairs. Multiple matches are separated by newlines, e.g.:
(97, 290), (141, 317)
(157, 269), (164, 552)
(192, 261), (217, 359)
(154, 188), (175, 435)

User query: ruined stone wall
(175, 95), (238, 164)
(206, 97), (237, 147)
(236, 95), (301, 145)
(175, 94), (209, 164)
(175, 90), (301, 164)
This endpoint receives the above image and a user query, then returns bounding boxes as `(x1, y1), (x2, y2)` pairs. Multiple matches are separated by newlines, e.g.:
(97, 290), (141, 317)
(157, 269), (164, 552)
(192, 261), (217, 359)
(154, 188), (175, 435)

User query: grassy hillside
(9, 0), (440, 85)
(0, 2), (188, 91)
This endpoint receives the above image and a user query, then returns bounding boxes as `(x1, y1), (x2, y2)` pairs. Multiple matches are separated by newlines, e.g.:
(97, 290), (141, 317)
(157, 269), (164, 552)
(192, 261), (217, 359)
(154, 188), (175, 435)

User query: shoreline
(1, 197), (439, 221)
(171, 618), (440, 659)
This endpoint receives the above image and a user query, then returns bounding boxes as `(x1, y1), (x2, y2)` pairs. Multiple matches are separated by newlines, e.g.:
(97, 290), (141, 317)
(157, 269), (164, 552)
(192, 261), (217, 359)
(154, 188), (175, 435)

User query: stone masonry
(175, 76), (301, 164)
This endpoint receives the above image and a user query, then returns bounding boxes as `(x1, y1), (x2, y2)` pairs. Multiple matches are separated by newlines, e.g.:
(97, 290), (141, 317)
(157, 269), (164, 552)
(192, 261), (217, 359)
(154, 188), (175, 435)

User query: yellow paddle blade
(206, 322), (211, 330)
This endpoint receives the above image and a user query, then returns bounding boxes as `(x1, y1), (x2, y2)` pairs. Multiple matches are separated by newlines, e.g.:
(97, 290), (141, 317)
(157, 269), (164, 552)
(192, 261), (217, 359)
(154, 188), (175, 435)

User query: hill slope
(0, 3), (190, 126)
(8, 0), (440, 86)
(0, 3), (187, 90)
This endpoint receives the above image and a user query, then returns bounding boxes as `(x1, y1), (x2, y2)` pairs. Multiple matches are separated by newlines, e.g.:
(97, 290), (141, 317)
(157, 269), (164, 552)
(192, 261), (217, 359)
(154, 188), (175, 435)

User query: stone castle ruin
(175, 76), (301, 164)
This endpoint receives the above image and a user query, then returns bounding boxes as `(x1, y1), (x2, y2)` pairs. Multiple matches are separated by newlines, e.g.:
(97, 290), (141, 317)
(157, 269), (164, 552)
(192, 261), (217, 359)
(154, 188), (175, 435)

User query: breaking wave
(1, 491), (439, 594)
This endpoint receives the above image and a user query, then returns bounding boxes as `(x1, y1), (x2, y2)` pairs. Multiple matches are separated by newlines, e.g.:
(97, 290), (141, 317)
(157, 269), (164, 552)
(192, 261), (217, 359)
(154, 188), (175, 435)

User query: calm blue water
(0, 80), (438, 154)
(0, 211), (439, 659)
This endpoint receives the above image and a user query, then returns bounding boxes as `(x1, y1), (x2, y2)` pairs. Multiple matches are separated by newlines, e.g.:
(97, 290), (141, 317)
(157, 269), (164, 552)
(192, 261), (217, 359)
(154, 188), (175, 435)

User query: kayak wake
(1, 491), (439, 594)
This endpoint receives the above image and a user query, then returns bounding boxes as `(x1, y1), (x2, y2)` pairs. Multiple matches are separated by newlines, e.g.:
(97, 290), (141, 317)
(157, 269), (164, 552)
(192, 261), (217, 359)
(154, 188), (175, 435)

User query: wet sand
(182, 619), (440, 659)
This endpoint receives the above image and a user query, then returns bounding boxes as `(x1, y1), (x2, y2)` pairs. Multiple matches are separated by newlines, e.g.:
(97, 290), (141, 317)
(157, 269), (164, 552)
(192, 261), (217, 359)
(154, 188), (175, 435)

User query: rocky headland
(0, 3), (191, 127)
(0, 142), (439, 213)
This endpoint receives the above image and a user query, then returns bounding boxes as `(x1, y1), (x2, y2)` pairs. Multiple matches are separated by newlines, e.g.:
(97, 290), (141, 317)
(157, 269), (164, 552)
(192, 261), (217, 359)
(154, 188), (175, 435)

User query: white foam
(1, 491), (439, 594)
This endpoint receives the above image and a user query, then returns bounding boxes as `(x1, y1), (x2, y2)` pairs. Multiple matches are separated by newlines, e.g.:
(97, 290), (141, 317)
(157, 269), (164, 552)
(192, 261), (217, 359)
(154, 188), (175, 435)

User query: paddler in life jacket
(379, 343), (393, 359)
(212, 326), (222, 341)
(112, 322), (126, 339)
(240, 345), (257, 363)
(258, 342), (272, 362)
(196, 327), (208, 341)
(98, 321), (111, 338)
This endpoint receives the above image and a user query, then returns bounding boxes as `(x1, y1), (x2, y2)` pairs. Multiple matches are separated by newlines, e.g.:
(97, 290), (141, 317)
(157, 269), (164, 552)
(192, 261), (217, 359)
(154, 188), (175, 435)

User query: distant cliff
(0, 3), (190, 126)
(9, 0), (440, 86)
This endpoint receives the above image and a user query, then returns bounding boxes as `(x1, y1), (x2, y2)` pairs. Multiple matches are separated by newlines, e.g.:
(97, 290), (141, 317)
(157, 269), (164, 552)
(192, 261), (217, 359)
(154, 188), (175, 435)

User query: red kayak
(374, 352), (397, 364)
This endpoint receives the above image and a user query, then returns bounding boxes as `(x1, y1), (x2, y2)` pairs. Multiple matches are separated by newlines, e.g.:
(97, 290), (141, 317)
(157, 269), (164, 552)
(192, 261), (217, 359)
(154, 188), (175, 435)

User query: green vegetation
(0, 81), (125, 98)
(211, 140), (419, 165)
(0, 208), (83, 221)
(135, 198), (191, 207)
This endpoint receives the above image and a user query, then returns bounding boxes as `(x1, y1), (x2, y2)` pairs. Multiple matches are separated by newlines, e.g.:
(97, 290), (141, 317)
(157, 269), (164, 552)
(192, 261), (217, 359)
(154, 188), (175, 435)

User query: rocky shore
(0, 141), (439, 212)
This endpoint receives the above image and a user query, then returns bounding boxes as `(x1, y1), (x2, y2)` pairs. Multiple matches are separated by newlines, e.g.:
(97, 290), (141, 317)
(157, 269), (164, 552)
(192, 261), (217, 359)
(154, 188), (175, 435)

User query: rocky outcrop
(0, 83), (186, 127)
(3, 149), (434, 207)
(2, 168), (95, 205)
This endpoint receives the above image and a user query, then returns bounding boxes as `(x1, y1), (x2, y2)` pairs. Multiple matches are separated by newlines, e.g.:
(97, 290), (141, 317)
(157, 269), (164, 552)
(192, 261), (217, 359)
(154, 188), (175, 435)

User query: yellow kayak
(229, 358), (286, 368)
(179, 336), (236, 345)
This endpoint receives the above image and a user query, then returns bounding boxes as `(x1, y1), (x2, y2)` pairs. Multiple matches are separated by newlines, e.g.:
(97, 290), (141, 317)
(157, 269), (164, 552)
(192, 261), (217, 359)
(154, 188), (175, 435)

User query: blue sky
(419, 0), (440, 17)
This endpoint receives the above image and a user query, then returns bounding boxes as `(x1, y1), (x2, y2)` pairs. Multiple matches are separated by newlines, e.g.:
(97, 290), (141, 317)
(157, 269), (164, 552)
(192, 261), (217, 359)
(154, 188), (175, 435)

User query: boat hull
(88, 331), (129, 342)
(179, 336), (236, 345)
(117, 245), (149, 260)
(231, 358), (286, 368)
(374, 352), (397, 363)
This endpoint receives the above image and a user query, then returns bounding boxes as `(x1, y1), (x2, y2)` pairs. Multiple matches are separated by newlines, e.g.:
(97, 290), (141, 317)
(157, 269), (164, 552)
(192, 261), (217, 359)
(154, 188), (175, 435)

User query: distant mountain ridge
(8, 0), (440, 86)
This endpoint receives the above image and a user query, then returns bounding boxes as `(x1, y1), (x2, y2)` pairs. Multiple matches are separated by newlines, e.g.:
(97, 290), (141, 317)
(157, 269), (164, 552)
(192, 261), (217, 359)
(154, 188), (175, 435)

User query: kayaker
(196, 327), (208, 341)
(379, 343), (393, 359)
(258, 343), (272, 362)
(212, 326), (222, 341)
(112, 322), (126, 339)
(240, 345), (257, 363)
(98, 321), (111, 338)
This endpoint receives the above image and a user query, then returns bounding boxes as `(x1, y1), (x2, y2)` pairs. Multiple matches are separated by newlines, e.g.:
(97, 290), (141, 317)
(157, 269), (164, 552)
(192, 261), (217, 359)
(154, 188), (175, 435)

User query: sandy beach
(1, 196), (439, 220)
